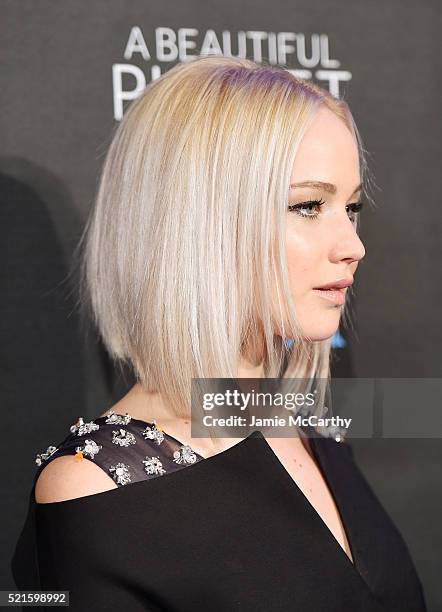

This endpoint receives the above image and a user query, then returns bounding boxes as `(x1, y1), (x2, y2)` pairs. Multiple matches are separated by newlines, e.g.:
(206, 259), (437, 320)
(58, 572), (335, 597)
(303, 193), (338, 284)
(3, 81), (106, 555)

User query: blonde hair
(73, 55), (374, 423)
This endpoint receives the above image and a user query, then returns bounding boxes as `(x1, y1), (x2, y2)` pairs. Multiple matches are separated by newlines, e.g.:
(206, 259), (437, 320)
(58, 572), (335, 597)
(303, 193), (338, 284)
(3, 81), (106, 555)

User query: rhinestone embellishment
(70, 417), (100, 436)
(142, 456), (166, 476)
(75, 439), (103, 459)
(35, 445), (58, 466)
(111, 428), (136, 447)
(104, 410), (132, 425)
(173, 445), (198, 465)
(141, 421), (165, 445)
(109, 462), (132, 485)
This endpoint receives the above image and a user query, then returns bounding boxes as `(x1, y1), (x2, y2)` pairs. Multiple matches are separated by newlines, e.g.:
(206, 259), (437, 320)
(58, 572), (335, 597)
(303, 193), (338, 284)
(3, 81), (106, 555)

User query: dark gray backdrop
(1, 1), (441, 609)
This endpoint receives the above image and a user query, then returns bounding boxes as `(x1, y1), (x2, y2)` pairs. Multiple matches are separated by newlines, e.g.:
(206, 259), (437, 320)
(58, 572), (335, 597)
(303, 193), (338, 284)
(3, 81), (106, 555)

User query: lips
(312, 287), (346, 305)
(313, 278), (353, 290)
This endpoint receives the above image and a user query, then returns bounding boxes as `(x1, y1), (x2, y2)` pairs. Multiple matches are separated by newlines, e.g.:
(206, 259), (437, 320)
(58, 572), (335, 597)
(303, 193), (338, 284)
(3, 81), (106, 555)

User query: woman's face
(283, 105), (366, 341)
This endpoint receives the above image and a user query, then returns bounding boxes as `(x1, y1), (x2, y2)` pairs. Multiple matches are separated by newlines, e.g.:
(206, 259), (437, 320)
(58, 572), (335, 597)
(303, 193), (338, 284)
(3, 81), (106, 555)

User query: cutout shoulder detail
(35, 455), (118, 504)
(33, 410), (206, 501)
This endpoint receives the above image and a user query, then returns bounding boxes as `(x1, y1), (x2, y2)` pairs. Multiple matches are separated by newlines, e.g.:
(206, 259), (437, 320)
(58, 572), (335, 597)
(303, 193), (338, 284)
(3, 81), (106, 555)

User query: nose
(329, 214), (366, 264)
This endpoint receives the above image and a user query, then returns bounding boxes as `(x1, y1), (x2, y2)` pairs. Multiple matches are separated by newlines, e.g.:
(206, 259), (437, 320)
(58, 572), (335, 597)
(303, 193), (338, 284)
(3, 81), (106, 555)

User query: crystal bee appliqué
(141, 421), (165, 445)
(75, 439), (103, 459)
(70, 417), (100, 436)
(109, 462), (132, 485)
(35, 445), (58, 467)
(104, 410), (132, 426)
(112, 428), (136, 447)
(142, 456), (166, 476)
(173, 445), (198, 464)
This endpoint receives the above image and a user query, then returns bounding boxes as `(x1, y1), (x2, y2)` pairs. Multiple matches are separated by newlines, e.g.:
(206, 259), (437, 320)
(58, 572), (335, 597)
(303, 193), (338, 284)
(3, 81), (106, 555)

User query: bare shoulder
(35, 455), (118, 504)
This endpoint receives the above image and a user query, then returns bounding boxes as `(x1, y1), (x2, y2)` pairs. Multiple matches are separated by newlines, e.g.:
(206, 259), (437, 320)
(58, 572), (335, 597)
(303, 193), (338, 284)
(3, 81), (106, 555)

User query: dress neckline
(98, 412), (373, 595)
(34, 411), (375, 600)
(94, 412), (265, 461)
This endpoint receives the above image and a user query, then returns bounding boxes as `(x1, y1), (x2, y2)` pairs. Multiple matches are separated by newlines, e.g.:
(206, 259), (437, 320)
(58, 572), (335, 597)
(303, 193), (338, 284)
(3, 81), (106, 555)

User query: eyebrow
(289, 181), (362, 197)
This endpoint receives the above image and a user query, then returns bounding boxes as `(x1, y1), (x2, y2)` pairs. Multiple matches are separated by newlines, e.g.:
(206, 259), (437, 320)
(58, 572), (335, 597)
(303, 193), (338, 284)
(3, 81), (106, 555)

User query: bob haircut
(74, 55), (374, 425)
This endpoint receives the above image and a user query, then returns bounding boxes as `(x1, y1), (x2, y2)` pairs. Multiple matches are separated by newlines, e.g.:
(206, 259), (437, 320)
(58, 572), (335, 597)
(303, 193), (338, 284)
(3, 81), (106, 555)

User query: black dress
(11, 410), (427, 611)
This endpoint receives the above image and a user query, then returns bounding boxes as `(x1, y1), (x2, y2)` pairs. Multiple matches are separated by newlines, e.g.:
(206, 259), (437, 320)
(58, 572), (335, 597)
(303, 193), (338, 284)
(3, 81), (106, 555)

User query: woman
(12, 55), (427, 611)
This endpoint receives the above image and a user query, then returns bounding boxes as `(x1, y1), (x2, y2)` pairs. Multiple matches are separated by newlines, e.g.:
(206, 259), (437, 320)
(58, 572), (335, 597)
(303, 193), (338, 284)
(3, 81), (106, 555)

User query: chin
(300, 318), (340, 342)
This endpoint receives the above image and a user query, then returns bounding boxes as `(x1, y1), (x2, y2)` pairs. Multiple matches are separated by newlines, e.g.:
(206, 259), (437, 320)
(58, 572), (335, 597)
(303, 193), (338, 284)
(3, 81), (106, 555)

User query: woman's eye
(346, 201), (364, 222)
(287, 198), (325, 220)
(287, 199), (364, 222)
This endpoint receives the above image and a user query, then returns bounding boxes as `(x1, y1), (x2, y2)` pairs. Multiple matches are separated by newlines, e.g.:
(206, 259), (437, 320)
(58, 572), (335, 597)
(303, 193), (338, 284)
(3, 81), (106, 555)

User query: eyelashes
(287, 198), (326, 220)
(287, 198), (364, 222)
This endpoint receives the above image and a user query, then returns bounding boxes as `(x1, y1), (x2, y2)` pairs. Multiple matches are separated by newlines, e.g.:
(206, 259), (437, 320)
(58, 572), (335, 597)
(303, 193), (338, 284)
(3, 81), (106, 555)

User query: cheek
(285, 227), (321, 290)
